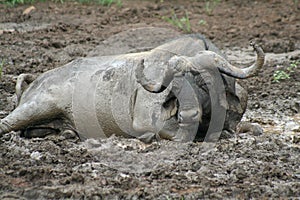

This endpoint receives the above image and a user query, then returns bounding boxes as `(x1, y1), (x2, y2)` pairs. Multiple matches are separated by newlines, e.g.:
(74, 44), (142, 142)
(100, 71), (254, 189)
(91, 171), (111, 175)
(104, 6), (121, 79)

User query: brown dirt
(0, 0), (299, 199)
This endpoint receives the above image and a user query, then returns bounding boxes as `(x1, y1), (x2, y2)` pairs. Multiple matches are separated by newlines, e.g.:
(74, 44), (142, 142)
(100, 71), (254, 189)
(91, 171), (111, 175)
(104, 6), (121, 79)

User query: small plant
(198, 19), (207, 25)
(2, 0), (35, 6)
(273, 70), (290, 82)
(273, 60), (299, 82)
(97, 0), (121, 6)
(205, 0), (221, 15)
(162, 10), (191, 33)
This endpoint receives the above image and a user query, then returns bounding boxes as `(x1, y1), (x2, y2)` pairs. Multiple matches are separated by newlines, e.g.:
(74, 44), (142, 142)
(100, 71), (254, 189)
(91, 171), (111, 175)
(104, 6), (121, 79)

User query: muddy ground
(0, 0), (300, 199)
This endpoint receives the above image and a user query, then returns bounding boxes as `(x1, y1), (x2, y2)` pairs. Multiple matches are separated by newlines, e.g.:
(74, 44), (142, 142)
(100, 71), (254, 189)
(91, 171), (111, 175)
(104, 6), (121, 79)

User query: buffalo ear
(162, 94), (178, 120)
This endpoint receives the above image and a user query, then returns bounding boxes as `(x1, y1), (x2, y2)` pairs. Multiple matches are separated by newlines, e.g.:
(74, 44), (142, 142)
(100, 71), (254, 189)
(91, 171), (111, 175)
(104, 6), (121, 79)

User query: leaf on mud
(22, 6), (36, 16)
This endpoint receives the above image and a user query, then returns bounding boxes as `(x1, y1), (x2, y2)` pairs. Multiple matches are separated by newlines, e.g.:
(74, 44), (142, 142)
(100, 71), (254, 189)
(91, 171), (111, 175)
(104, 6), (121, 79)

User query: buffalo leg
(0, 99), (61, 137)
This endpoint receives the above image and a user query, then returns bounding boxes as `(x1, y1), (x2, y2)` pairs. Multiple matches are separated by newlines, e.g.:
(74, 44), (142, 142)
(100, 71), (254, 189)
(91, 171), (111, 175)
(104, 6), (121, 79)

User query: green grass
(162, 10), (191, 33)
(2, 0), (35, 6)
(198, 19), (207, 25)
(273, 60), (299, 82)
(98, 0), (121, 6)
(204, 0), (221, 15)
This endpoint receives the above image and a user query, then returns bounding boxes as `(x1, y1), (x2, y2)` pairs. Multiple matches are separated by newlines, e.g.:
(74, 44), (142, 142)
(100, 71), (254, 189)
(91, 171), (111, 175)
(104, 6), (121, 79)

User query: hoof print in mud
(0, 34), (264, 142)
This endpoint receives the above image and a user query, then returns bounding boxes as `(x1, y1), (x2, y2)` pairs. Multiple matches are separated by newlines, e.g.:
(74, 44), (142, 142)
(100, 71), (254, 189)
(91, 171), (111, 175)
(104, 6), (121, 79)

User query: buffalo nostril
(191, 110), (199, 118)
(178, 113), (183, 122)
(178, 110), (199, 123)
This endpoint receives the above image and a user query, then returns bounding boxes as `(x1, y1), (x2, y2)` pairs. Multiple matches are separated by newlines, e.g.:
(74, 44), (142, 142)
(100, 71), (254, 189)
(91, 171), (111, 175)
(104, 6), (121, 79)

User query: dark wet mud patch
(0, 132), (299, 199)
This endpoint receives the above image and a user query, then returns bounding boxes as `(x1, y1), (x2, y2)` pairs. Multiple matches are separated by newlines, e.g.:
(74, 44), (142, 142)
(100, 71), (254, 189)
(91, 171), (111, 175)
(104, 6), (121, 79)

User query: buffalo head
(134, 42), (265, 142)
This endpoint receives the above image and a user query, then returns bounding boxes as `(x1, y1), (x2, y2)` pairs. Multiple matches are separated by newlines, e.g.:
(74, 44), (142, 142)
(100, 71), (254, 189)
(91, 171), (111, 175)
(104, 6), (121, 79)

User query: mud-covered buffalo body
(0, 35), (264, 142)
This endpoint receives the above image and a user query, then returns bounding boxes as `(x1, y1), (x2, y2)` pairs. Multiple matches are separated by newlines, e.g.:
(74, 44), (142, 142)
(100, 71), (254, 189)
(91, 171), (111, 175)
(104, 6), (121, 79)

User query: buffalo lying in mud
(0, 35), (265, 143)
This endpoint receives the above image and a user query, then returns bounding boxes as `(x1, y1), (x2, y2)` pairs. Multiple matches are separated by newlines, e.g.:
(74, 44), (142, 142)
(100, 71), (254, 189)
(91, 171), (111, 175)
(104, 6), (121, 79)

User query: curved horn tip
(249, 40), (259, 47)
(249, 40), (264, 53)
(249, 40), (255, 47)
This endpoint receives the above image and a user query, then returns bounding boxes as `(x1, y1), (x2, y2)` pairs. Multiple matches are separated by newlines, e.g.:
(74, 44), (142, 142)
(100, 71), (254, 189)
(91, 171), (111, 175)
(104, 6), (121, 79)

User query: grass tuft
(98, 0), (121, 6)
(162, 10), (191, 33)
(2, 0), (35, 6)
(273, 60), (299, 82)
(204, 0), (221, 15)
